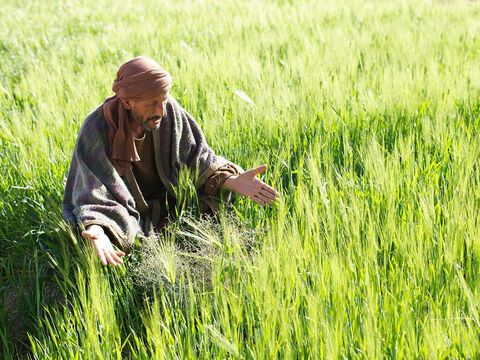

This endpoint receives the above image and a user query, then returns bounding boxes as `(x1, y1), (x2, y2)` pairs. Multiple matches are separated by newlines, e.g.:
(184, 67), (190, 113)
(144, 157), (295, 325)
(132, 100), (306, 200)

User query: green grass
(1, 0), (480, 358)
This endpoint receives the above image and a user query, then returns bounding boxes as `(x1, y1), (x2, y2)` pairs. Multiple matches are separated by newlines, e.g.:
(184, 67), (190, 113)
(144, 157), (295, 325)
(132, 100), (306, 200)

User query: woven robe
(62, 95), (239, 249)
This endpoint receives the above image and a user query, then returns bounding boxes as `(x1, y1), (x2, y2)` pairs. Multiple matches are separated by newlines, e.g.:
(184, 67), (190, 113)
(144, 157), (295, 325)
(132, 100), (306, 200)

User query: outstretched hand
(82, 225), (125, 266)
(222, 164), (280, 206)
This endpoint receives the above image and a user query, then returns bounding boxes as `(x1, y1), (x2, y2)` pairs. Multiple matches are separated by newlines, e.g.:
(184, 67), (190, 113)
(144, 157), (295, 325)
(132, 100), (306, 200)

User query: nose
(156, 101), (166, 117)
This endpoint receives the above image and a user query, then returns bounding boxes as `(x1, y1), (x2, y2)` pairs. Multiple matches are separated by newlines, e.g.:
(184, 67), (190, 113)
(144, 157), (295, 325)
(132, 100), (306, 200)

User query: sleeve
(200, 163), (243, 197)
(62, 111), (141, 249)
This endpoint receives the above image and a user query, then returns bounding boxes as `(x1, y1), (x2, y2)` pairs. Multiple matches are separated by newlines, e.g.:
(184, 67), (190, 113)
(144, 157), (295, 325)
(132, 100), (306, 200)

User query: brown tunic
(132, 131), (165, 200)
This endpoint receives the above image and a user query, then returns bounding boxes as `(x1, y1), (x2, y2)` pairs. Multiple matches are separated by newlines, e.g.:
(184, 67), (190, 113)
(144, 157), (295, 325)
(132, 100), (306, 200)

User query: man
(62, 56), (279, 267)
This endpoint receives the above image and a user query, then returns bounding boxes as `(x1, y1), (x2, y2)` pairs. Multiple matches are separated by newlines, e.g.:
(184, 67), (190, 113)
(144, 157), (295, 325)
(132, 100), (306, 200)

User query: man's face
(126, 93), (169, 131)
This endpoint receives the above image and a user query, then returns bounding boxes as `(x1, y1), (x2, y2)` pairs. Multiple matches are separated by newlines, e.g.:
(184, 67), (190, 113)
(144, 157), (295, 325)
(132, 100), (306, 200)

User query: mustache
(146, 115), (162, 122)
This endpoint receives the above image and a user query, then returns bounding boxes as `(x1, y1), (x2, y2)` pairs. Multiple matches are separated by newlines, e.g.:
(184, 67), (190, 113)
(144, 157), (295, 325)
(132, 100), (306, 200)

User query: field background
(1, 0), (480, 358)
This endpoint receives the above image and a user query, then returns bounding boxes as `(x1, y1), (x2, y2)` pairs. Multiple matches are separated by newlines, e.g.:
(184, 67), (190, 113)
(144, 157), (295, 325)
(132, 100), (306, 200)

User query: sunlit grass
(1, 0), (480, 358)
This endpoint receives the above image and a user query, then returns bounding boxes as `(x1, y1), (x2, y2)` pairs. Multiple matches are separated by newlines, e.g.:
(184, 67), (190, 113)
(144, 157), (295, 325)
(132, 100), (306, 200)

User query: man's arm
(163, 97), (279, 206)
(63, 109), (142, 268)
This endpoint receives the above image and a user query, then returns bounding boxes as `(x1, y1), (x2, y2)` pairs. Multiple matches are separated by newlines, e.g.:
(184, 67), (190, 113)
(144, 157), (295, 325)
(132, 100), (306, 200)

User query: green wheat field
(1, 0), (480, 358)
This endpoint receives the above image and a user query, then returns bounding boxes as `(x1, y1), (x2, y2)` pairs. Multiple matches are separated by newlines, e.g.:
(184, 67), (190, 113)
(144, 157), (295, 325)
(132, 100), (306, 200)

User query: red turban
(103, 56), (173, 176)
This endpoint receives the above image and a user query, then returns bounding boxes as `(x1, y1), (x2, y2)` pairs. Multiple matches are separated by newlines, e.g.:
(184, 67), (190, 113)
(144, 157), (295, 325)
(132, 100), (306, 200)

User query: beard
(129, 111), (161, 131)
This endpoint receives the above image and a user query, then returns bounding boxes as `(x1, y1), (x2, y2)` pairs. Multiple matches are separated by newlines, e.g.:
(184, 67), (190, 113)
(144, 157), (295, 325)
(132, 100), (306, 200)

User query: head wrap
(103, 56), (173, 176)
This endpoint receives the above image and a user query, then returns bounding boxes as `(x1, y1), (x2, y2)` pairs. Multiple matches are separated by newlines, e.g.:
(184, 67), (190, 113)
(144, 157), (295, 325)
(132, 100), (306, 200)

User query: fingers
(104, 250), (117, 266)
(251, 195), (266, 206)
(256, 192), (275, 206)
(91, 239), (126, 267)
(250, 189), (279, 206)
(102, 247), (126, 266)
(95, 247), (108, 266)
(260, 188), (279, 202)
(100, 249), (124, 267)
(244, 165), (280, 201)
(247, 180), (280, 207)
(262, 184), (280, 197)
(111, 251), (124, 265)
(248, 164), (268, 176)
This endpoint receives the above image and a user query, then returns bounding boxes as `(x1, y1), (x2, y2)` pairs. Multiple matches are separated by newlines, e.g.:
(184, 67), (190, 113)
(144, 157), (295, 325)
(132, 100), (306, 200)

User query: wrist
(87, 224), (105, 235)
(221, 175), (238, 191)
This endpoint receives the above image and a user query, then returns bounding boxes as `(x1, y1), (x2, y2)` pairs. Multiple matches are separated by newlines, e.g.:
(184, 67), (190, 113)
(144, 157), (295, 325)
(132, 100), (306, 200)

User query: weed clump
(131, 211), (260, 297)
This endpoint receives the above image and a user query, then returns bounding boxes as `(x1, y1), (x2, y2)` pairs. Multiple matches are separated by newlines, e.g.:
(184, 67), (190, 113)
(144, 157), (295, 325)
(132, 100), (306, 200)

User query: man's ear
(120, 98), (133, 110)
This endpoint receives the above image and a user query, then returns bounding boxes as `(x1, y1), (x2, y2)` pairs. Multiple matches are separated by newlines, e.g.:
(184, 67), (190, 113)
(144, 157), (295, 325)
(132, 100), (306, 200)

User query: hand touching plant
(82, 225), (125, 266)
(222, 164), (280, 206)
